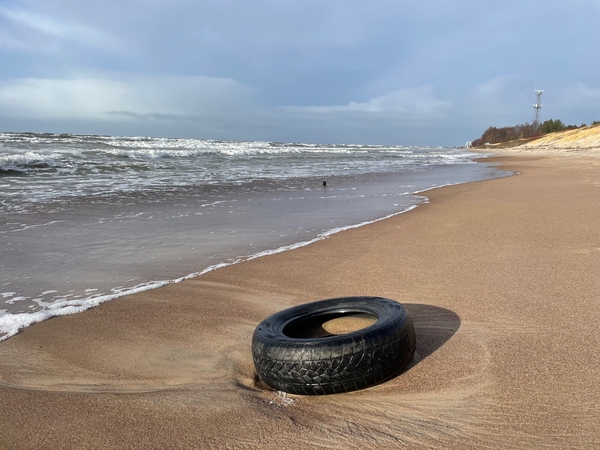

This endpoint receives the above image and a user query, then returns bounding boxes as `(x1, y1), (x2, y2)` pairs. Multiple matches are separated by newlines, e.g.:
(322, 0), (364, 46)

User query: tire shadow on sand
(398, 303), (460, 372)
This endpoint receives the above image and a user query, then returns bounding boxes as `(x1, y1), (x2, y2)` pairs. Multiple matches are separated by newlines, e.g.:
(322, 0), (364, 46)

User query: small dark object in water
(323, 180), (327, 187)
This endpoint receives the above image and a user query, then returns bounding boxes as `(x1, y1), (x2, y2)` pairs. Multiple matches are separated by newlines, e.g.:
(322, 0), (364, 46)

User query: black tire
(252, 296), (416, 395)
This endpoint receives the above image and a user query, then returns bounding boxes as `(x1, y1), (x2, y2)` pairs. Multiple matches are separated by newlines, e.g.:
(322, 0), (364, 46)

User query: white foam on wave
(0, 220), (65, 234)
(2, 132), (481, 218)
(41, 290), (58, 296)
(0, 203), (420, 342)
(3, 132), (447, 162)
(4, 296), (27, 305)
(0, 151), (62, 168)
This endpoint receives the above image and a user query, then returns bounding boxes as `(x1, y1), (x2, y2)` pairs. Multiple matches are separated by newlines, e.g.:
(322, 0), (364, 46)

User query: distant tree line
(472, 123), (538, 146)
(472, 119), (599, 147)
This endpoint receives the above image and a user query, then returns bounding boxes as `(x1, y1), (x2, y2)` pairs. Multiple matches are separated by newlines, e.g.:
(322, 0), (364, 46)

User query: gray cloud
(0, 4), (122, 53)
(284, 86), (450, 118)
(0, 74), (255, 120)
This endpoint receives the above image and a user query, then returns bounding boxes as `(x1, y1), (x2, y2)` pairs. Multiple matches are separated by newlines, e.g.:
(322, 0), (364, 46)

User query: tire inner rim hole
(283, 312), (378, 338)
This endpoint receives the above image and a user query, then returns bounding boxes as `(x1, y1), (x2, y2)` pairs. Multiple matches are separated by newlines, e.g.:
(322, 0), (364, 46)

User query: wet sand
(1, 151), (599, 449)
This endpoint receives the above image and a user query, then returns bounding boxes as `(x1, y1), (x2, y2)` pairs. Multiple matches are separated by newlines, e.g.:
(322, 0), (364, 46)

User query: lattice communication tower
(533, 90), (544, 128)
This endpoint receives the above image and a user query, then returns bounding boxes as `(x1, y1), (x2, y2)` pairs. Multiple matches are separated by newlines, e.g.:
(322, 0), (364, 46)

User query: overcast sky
(1, 0), (599, 145)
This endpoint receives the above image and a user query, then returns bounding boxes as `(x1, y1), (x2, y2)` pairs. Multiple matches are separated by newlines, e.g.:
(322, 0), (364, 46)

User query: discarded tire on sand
(252, 296), (416, 395)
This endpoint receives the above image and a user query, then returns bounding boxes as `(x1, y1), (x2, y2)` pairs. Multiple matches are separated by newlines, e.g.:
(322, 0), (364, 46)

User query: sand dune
(518, 124), (600, 151)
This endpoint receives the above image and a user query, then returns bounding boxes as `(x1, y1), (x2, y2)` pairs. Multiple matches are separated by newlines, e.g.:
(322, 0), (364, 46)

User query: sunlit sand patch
(321, 313), (377, 335)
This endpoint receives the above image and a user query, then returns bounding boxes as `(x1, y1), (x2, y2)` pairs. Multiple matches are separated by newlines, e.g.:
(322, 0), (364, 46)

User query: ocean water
(0, 132), (506, 340)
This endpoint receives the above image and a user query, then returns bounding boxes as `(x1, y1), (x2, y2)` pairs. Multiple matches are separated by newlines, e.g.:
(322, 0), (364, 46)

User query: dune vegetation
(472, 120), (600, 149)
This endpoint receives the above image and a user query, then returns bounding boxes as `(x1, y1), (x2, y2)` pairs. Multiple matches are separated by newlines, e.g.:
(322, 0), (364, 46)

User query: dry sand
(1, 151), (599, 449)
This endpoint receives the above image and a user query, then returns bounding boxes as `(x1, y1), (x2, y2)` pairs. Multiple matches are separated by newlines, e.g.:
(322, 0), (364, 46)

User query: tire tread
(252, 297), (416, 395)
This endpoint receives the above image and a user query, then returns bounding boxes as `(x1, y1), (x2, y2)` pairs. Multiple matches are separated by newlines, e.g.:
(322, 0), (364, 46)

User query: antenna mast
(533, 89), (544, 128)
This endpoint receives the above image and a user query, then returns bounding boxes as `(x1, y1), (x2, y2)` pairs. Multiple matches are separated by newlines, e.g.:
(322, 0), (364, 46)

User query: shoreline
(1, 150), (599, 448)
(0, 157), (505, 341)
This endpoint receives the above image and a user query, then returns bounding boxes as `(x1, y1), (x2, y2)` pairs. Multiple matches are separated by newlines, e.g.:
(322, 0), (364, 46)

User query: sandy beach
(1, 150), (599, 449)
